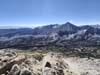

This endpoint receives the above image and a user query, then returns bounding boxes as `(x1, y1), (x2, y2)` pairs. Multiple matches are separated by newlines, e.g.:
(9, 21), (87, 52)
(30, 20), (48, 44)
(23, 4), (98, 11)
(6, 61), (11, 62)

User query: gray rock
(20, 68), (32, 75)
(0, 55), (25, 74)
(8, 64), (20, 75)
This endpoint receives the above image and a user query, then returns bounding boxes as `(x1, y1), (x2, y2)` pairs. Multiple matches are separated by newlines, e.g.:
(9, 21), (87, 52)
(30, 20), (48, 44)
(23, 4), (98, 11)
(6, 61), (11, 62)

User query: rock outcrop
(0, 49), (100, 75)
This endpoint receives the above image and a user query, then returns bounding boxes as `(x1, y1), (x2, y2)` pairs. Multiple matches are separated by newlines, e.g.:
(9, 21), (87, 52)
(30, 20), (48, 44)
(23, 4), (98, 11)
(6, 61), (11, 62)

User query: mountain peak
(65, 22), (72, 24)
(63, 22), (76, 27)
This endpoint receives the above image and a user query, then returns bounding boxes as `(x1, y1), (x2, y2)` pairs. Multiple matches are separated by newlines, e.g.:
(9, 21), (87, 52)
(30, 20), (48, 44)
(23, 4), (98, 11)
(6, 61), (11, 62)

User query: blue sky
(0, 0), (100, 27)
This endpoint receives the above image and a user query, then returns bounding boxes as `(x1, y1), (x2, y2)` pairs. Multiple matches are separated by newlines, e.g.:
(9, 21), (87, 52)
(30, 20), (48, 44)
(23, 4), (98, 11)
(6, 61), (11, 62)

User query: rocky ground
(0, 49), (100, 75)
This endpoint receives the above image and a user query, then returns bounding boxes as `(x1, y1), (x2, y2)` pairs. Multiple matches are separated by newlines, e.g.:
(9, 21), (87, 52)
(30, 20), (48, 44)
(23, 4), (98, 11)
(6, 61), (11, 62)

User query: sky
(0, 0), (100, 27)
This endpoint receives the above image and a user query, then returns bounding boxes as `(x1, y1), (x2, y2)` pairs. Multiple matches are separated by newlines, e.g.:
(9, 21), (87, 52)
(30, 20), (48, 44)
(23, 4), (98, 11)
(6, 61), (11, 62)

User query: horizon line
(0, 22), (100, 29)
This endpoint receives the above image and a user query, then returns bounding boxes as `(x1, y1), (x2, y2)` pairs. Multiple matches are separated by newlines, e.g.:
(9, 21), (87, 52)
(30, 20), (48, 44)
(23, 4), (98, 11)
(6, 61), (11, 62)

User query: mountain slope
(0, 22), (100, 48)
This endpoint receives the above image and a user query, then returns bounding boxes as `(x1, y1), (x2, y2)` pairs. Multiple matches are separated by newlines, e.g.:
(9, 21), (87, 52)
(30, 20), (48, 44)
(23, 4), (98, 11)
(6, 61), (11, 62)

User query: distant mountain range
(0, 22), (100, 48)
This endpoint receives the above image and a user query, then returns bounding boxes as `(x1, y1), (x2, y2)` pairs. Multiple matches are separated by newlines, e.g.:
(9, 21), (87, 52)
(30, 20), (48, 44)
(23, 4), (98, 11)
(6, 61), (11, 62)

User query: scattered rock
(0, 55), (25, 74)
(0, 50), (100, 75)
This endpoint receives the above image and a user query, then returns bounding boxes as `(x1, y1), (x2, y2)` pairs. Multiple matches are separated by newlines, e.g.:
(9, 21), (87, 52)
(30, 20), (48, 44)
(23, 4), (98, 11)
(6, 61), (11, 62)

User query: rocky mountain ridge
(0, 22), (100, 48)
